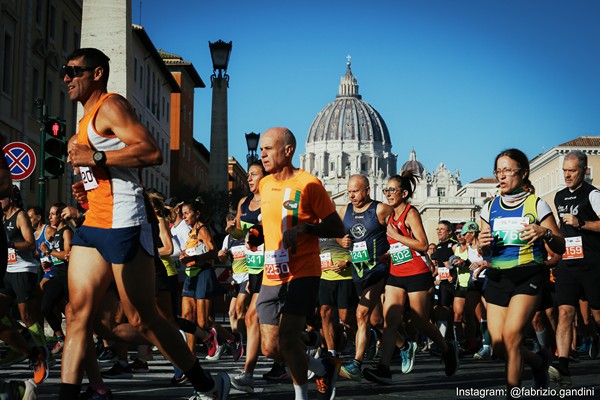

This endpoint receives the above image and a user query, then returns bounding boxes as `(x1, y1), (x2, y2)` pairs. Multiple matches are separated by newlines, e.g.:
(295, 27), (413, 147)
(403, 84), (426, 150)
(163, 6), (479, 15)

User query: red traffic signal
(45, 118), (65, 138)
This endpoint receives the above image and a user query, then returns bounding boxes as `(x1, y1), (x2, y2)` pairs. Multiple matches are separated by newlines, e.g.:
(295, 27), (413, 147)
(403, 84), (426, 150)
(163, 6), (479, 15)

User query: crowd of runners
(1, 48), (599, 400)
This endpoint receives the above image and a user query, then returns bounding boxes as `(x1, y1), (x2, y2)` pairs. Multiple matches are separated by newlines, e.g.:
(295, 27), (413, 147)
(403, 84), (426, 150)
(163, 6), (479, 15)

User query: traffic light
(43, 117), (67, 178)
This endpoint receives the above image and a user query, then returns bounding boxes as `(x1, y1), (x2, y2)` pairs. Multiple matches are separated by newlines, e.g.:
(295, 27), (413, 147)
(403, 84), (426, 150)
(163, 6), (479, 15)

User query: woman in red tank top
(363, 171), (459, 384)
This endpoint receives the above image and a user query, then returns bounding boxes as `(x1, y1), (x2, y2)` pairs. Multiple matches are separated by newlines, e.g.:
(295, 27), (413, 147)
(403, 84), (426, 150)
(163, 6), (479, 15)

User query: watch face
(93, 151), (105, 164)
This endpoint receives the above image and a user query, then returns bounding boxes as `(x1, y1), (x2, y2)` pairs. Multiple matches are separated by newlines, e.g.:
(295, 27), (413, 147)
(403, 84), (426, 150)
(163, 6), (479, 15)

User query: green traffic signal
(44, 117), (67, 178)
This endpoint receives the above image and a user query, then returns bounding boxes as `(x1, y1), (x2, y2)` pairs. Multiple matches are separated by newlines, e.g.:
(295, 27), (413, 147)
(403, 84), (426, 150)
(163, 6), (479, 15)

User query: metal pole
(35, 98), (47, 213)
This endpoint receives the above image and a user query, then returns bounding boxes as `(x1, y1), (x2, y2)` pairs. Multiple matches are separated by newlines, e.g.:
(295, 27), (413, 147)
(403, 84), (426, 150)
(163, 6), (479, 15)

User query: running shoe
(401, 341), (417, 374)
(101, 362), (133, 379)
(473, 346), (492, 360)
(228, 332), (244, 361)
(589, 334), (599, 359)
(577, 337), (591, 353)
(79, 386), (114, 400)
(364, 329), (378, 360)
(548, 364), (571, 387)
(203, 328), (219, 358)
(170, 367), (187, 386)
(363, 363), (392, 385)
(31, 346), (50, 384)
(94, 340), (105, 357)
(129, 358), (150, 373)
(205, 342), (225, 361)
(315, 355), (341, 400)
(51, 339), (65, 355)
(97, 347), (117, 363)
(189, 371), (230, 400)
(339, 359), (362, 382)
(442, 341), (459, 377)
(0, 348), (27, 367)
(262, 361), (289, 381)
(532, 349), (550, 389)
(568, 349), (580, 363)
(230, 371), (254, 393)
(23, 379), (37, 400)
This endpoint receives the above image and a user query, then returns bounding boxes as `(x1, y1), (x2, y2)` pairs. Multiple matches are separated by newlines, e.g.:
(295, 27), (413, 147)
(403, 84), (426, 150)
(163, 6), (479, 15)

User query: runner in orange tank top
(59, 48), (229, 400)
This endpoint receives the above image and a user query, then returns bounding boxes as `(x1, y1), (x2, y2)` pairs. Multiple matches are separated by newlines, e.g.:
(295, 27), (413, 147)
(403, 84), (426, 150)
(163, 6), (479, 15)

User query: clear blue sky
(133, 0), (600, 184)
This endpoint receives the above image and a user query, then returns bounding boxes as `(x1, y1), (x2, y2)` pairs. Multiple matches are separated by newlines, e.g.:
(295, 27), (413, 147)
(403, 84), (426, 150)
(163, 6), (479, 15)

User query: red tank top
(387, 204), (430, 277)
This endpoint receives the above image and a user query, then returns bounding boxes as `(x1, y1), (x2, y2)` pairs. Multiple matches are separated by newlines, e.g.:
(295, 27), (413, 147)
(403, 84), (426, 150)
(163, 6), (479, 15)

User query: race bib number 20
(80, 166), (99, 191)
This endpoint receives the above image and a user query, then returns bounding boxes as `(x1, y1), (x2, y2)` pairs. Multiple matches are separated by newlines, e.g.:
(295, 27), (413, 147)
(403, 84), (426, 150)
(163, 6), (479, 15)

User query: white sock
(307, 355), (326, 376)
(294, 383), (309, 400)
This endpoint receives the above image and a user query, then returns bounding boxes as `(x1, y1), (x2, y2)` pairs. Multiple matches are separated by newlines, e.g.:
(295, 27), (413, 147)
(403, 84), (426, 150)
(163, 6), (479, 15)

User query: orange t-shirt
(259, 170), (336, 286)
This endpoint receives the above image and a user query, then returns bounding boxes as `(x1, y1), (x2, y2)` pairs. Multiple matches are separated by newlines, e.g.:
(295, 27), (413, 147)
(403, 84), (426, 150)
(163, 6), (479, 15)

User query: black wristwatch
(577, 218), (586, 230)
(543, 229), (554, 242)
(92, 151), (107, 167)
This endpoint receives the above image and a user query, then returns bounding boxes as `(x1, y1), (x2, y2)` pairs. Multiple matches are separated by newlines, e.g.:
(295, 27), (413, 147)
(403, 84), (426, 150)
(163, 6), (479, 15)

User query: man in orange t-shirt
(256, 127), (345, 400)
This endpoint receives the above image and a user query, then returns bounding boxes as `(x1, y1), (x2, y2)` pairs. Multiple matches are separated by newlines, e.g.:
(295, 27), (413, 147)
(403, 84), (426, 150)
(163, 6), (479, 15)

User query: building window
(2, 32), (14, 95)
(134, 58), (137, 82)
(139, 65), (143, 89)
(167, 101), (170, 122)
(146, 66), (150, 108)
(437, 188), (446, 197)
(73, 31), (80, 49)
(62, 19), (68, 52)
(480, 192), (487, 197)
(49, 6), (56, 41)
(32, 68), (40, 113)
(46, 80), (53, 114)
(59, 91), (66, 119)
(35, 0), (42, 26)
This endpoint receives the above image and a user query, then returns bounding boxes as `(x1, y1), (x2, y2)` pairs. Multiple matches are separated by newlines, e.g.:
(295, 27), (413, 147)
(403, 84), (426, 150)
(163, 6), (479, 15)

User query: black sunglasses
(60, 65), (96, 79)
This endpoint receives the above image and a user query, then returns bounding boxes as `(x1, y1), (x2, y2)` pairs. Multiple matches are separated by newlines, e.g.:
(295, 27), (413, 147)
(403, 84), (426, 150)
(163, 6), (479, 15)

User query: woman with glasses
(478, 148), (565, 391)
(362, 171), (459, 385)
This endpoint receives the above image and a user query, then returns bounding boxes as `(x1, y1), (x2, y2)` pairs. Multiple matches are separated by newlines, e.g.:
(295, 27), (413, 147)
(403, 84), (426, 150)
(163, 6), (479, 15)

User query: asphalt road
(2, 342), (599, 399)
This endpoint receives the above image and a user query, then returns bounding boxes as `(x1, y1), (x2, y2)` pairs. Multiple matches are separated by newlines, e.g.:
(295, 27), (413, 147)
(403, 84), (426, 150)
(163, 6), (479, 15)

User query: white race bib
(80, 166), (99, 191)
(563, 236), (584, 260)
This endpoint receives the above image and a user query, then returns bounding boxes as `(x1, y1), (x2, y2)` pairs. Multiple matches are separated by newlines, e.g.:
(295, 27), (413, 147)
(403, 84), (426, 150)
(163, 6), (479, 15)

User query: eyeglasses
(382, 188), (399, 194)
(493, 168), (521, 177)
(60, 65), (96, 79)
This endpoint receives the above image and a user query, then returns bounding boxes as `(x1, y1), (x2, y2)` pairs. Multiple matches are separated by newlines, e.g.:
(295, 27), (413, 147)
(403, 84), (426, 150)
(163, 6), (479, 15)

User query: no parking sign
(3, 142), (37, 181)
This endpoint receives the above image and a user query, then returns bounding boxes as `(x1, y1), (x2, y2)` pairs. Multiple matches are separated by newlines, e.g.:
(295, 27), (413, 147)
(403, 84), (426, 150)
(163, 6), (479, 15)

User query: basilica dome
(307, 61), (392, 146)
(401, 148), (426, 177)
(300, 58), (397, 205)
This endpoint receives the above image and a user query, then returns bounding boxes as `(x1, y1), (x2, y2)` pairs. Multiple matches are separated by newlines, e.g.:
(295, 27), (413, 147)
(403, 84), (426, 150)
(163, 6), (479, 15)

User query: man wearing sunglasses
(59, 48), (229, 400)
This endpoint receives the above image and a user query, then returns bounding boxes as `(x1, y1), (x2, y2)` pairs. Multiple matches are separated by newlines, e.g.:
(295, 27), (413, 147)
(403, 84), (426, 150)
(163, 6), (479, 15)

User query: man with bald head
(256, 127), (345, 400)
(338, 174), (393, 381)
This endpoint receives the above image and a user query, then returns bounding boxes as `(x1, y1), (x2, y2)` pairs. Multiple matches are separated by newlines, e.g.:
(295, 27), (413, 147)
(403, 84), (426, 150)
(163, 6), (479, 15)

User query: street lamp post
(208, 40), (232, 194)
(245, 131), (260, 169)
